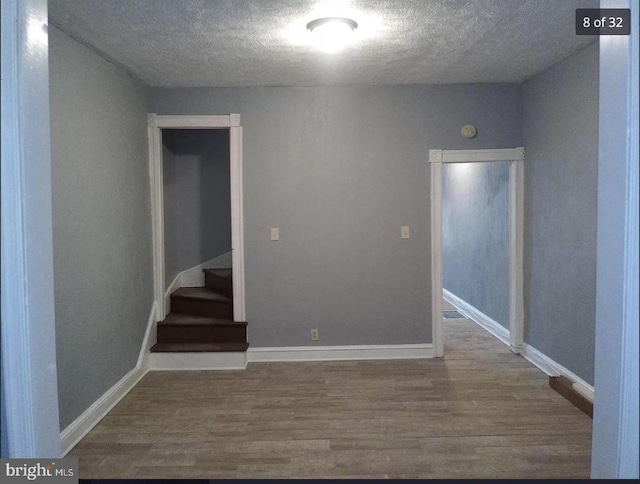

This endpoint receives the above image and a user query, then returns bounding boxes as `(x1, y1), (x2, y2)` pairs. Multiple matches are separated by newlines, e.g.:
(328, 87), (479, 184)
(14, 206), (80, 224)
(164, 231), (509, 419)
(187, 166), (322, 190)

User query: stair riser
(204, 273), (233, 299)
(171, 298), (233, 319)
(157, 325), (246, 344)
(150, 342), (249, 353)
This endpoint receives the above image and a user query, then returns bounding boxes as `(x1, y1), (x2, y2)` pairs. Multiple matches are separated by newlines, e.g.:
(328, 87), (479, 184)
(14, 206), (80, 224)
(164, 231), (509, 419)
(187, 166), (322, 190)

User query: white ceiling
(48, 0), (599, 88)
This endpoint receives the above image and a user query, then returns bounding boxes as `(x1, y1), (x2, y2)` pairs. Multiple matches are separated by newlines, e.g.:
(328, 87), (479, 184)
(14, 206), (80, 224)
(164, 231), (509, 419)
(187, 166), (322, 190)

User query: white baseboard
(138, 302), (157, 370)
(61, 302), (156, 455)
(60, 365), (148, 455)
(443, 289), (510, 346)
(148, 351), (247, 370)
(442, 289), (594, 402)
(247, 344), (434, 362)
(146, 344), (433, 370)
(521, 343), (595, 402)
(164, 273), (181, 314)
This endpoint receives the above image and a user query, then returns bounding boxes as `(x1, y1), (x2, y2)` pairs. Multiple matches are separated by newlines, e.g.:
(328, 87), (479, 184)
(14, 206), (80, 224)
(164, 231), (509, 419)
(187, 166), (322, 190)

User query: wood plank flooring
(68, 310), (592, 478)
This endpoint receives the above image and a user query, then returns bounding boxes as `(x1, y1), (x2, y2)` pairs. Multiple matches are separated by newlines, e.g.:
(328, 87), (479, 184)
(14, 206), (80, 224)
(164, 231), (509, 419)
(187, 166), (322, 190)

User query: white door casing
(429, 148), (525, 357)
(147, 114), (246, 322)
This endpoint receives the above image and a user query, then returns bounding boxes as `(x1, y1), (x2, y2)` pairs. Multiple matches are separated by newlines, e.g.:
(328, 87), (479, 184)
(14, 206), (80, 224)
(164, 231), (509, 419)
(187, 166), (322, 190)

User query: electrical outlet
(270, 227), (280, 241)
(311, 329), (319, 341)
(401, 225), (410, 239)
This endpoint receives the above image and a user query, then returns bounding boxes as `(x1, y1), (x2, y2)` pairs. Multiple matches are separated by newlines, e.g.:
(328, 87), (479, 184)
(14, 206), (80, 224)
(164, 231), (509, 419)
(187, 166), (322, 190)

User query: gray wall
(163, 129), (231, 287)
(149, 84), (523, 346)
(443, 162), (510, 327)
(523, 42), (599, 385)
(1, 82), (5, 455)
(1, 369), (7, 456)
(49, 26), (153, 429)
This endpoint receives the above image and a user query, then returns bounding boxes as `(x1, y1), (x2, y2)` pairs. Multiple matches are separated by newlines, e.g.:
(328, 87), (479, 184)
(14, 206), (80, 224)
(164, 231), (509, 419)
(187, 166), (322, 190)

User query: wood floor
(68, 310), (593, 479)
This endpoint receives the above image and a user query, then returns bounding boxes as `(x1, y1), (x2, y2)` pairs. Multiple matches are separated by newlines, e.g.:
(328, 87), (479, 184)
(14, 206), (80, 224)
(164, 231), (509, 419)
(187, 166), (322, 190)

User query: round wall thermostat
(461, 124), (477, 139)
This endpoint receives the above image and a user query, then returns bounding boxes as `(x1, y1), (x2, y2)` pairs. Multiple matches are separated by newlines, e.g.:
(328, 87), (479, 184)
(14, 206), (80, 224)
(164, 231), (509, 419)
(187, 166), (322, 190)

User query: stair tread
(171, 286), (231, 302)
(159, 314), (246, 327)
(203, 267), (232, 272)
(203, 268), (232, 280)
(150, 342), (249, 353)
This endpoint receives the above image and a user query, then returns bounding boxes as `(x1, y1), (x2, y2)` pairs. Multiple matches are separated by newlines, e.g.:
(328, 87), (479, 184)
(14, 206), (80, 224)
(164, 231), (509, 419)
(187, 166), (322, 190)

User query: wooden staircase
(150, 268), (248, 353)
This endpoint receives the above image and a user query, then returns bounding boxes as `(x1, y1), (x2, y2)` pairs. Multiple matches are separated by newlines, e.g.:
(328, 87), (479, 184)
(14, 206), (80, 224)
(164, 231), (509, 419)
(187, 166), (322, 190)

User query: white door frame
(147, 114), (246, 322)
(429, 147), (525, 357)
(1, 0), (62, 457)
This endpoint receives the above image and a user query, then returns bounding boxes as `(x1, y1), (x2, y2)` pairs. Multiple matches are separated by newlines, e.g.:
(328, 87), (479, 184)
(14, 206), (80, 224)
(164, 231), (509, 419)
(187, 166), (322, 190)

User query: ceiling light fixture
(306, 17), (358, 53)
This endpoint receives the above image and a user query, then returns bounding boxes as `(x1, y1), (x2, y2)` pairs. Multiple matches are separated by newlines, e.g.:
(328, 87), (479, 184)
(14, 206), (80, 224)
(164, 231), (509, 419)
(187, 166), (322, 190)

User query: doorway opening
(147, 114), (246, 326)
(430, 148), (524, 357)
(161, 128), (231, 295)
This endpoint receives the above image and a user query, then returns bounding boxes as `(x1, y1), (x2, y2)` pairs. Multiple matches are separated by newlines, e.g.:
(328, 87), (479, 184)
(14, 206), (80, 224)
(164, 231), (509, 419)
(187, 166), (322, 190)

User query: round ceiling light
(306, 17), (358, 53)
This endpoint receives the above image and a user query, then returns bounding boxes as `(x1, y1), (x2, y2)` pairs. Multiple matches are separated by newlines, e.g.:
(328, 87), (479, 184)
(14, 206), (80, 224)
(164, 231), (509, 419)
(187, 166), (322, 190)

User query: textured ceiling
(48, 0), (599, 88)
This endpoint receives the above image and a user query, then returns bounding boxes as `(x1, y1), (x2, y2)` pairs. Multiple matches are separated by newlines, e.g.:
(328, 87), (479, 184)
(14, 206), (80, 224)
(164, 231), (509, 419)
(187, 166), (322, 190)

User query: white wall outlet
(401, 226), (410, 239)
(270, 227), (279, 241)
(311, 329), (319, 341)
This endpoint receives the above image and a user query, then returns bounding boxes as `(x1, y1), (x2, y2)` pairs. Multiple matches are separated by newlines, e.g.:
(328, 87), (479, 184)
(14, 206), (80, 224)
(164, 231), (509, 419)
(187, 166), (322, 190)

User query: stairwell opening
(441, 160), (511, 346)
(150, 127), (247, 354)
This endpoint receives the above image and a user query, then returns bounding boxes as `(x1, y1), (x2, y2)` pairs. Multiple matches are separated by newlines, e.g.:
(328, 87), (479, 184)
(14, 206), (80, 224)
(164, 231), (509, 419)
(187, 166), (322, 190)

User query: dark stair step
(203, 268), (233, 299)
(157, 314), (247, 344)
(204, 267), (232, 277)
(150, 342), (249, 353)
(170, 286), (233, 319)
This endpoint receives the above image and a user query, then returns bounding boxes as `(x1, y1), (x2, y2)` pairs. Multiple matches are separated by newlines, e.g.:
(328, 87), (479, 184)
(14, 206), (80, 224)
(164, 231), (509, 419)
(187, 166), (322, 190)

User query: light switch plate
(270, 227), (279, 241)
(401, 226), (410, 239)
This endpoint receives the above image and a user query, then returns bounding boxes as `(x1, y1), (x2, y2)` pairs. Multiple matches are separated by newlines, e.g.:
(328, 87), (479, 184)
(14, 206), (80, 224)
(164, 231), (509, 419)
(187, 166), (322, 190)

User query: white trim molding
(1, 0), (62, 457)
(147, 113), (165, 320)
(147, 344), (434, 370)
(509, 156), (525, 352)
(521, 344), (594, 403)
(60, 366), (149, 456)
(442, 290), (594, 404)
(230, 125), (246, 322)
(438, 147), (524, 164)
(443, 289), (510, 347)
(154, 114), (235, 129)
(429, 147), (525, 357)
(138, 303), (158, 370)
(430, 151), (444, 358)
(147, 114), (246, 323)
(247, 344), (433, 362)
(164, 273), (182, 314)
(148, 352), (248, 371)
